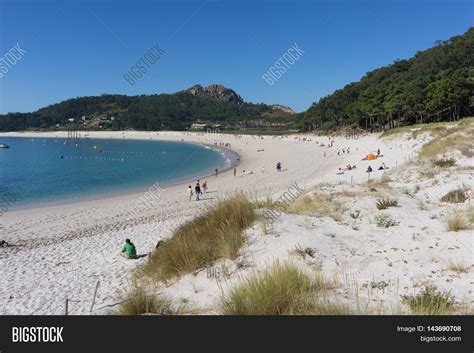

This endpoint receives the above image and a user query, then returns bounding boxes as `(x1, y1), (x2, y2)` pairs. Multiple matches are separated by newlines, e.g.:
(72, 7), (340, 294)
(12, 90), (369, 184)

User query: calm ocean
(0, 137), (229, 209)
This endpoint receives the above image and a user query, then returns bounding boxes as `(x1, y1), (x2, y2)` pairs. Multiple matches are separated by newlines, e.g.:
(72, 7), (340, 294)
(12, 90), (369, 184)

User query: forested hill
(0, 85), (294, 132)
(300, 27), (474, 132)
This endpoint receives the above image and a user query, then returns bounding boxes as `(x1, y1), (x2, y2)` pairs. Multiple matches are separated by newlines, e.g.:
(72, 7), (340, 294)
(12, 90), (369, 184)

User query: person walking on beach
(202, 180), (208, 193)
(120, 239), (137, 259)
(188, 185), (193, 201)
(215, 168), (219, 177)
(195, 182), (201, 201)
(234, 167), (236, 176)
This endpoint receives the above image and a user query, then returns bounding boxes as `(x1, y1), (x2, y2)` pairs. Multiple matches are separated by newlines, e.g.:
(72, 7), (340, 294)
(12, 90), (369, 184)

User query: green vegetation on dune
(140, 194), (256, 281)
(300, 28), (474, 132)
(221, 262), (348, 315)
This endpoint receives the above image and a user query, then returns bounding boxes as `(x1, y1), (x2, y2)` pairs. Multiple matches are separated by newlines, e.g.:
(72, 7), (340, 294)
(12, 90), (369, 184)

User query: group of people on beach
(335, 147), (389, 175)
(188, 179), (208, 201)
(337, 147), (351, 155)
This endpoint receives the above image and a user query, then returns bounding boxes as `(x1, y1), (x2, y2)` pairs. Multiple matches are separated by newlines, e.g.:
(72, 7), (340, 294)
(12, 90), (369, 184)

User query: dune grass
(401, 286), (455, 315)
(446, 260), (469, 274)
(221, 262), (348, 315)
(140, 194), (256, 281)
(376, 198), (399, 210)
(374, 213), (399, 228)
(418, 119), (474, 159)
(446, 212), (469, 232)
(116, 287), (174, 315)
(467, 207), (474, 224)
(286, 192), (344, 222)
(432, 158), (456, 168)
(380, 118), (473, 158)
(440, 189), (467, 204)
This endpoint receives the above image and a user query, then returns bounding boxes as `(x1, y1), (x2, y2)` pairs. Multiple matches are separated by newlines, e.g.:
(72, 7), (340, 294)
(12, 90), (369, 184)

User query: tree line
(0, 92), (283, 131)
(299, 27), (474, 132)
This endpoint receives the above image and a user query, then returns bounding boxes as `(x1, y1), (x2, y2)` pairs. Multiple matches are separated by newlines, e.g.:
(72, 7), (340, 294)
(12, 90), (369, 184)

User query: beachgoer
(188, 185), (193, 201)
(203, 180), (208, 192)
(366, 166), (373, 173)
(233, 167), (236, 176)
(195, 182), (201, 201)
(377, 148), (381, 157)
(120, 239), (137, 259)
(215, 168), (218, 177)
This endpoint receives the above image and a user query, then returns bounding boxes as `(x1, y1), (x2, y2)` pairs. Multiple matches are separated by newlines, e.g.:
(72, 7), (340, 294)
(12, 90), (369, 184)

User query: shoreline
(0, 132), (241, 214)
(1, 129), (430, 315)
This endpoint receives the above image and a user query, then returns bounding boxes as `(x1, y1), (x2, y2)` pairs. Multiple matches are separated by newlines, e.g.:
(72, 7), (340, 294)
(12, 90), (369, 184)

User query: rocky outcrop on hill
(185, 84), (244, 103)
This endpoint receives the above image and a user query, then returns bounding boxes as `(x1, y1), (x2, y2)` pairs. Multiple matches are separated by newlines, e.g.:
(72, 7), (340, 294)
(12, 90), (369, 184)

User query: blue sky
(0, 0), (472, 114)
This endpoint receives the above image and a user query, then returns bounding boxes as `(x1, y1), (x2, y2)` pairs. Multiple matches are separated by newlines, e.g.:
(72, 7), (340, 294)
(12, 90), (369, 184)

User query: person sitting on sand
(366, 165), (373, 173)
(120, 239), (137, 259)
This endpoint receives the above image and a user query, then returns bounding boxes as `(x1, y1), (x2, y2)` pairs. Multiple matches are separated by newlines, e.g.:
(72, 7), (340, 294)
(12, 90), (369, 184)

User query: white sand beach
(0, 129), (472, 314)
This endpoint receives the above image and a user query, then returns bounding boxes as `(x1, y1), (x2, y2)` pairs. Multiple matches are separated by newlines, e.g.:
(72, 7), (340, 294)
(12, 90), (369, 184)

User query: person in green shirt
(120, 239), (137, 259)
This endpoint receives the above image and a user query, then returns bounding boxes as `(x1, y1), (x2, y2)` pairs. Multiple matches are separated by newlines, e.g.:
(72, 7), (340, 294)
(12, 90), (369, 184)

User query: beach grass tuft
(140, 193), (256, 281)
(376, 198), (398, 210)
(221, 262), (348, 315)
(116, 287), (174, 315)
(446, 212), (469, 232)
(287, 192), (344, 222)
(401, 286), (455, 315)
(374, 213), (398, 228)
(446, 260), (469, 274)
(432, 158), (456, 168)
(440, 189), (467, 204)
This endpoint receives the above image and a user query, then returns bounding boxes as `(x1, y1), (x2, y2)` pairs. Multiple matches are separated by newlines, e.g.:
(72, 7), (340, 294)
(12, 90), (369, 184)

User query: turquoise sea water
(0, 137), (229, 209)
